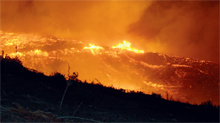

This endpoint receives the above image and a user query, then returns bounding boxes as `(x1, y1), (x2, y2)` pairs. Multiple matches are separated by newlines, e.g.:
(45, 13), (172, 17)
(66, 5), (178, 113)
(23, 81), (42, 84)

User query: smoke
(1, 0), (151, 45)
(1, 1), (219, 62)
(128, 1), (219, 62)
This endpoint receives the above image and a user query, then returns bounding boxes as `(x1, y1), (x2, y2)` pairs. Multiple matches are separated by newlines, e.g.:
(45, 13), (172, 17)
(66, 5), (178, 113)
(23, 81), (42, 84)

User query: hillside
(1, 31), (219, 106)
(1, 56), (219, 122)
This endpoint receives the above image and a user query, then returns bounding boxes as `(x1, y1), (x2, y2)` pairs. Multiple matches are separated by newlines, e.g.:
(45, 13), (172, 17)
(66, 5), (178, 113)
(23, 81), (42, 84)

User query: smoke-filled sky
(1, 0), (219, 62)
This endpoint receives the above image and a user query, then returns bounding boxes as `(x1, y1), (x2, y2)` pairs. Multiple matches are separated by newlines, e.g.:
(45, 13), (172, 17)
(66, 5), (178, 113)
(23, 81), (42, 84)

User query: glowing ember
(112, 40), (144, 53)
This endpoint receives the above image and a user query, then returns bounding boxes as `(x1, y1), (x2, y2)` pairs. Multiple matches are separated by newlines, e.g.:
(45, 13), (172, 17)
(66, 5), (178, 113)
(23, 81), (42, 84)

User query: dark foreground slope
(1, 57), (219, 122)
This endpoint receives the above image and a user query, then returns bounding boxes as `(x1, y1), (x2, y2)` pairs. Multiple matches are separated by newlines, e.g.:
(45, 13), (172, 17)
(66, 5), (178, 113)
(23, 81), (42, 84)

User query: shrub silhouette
(49, 72), (67, 90)
(201, 100), (213, 106)
(199, 100), (218, 110)
(152, 92), (162, 99)
(1, 56), (24, 75)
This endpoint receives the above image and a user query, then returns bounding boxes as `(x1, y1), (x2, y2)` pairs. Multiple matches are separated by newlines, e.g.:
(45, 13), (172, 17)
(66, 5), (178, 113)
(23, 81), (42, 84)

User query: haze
(1, 0), (219, 62)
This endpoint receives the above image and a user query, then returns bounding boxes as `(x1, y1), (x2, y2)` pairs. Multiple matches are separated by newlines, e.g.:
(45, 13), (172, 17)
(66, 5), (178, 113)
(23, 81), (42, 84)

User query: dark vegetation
(1, 56), (219, 122)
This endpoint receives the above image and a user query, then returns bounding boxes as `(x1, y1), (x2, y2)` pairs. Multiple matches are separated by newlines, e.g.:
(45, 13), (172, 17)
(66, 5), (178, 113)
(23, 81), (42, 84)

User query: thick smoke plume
(1, 1), (219, 62)
(128, 1), (219, 62)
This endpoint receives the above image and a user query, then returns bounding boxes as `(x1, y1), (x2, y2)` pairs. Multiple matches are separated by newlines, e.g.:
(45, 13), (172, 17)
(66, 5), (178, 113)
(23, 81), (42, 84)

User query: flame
(112, 40), (144, 53)
(29, 49), (49, 57)
(83, 43), (104, 55)
(83, 41), (144, 56)
(8, 49), (49, 58)
(9, 52), (24, 57)
(143, 81), (164, 88)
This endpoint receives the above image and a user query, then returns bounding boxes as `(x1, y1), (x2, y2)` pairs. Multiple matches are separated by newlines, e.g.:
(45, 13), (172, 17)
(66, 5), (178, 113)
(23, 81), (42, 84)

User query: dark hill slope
(1, 57), (219, 122)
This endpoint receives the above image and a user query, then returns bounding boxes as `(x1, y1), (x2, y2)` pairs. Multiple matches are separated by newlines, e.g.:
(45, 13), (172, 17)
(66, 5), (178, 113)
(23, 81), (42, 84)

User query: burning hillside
(1, 31), (219, 106)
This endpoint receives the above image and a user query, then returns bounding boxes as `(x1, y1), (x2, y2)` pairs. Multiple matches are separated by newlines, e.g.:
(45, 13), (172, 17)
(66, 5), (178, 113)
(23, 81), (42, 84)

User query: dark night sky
(1, 1), (219, 62)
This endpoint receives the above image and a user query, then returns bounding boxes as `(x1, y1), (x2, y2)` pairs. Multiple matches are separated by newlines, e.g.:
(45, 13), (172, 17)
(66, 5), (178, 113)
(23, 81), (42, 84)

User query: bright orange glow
(83, 43), (104, 55)
(112, 40), (144, 53)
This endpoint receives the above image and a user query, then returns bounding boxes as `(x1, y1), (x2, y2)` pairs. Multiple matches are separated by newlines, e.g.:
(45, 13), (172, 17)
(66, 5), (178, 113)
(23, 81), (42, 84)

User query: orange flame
(112, 40), (144, 53)
(9, 52), (24, 57)
(83, 43), (104, 55)
(28, 49), (49, 56)
(8, 49), (49, 58)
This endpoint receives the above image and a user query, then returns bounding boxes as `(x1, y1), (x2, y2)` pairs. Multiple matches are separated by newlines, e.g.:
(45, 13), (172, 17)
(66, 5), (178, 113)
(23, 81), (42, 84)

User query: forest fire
(1, 31), (219, 106)
(1, 1), (219, 107)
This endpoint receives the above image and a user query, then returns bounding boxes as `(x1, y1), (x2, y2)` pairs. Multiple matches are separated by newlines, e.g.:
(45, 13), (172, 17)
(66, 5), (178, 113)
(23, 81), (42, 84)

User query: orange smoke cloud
(1, 0), (151, 46)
